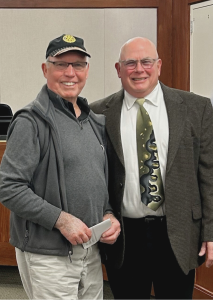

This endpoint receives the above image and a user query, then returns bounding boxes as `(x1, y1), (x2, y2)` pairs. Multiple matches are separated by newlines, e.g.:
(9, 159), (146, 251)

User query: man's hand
(199, 241), (213, 268)
(55, 211), (92, 245)
(100, 213), (121, 244)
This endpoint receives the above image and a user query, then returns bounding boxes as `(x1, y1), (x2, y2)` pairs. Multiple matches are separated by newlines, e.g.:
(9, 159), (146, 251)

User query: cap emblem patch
(63, 35), (76, 43)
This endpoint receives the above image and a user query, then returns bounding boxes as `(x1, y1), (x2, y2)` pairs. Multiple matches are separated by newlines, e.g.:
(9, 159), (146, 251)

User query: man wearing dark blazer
(90, 37), (213, 299)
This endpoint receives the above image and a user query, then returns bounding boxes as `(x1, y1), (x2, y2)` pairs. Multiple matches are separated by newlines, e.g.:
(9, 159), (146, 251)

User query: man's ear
(115, 62), (121, 78)
(41, 63), (48, 79)
(157, 59), (162, 77)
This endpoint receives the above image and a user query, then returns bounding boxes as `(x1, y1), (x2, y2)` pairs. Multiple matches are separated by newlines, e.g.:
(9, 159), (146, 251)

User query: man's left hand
(100, 214), (121, 244)
(199, 241), (213, 268)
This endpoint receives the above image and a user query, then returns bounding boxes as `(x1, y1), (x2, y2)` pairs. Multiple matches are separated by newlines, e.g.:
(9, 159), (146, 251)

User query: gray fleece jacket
(0, 85), (110, 256)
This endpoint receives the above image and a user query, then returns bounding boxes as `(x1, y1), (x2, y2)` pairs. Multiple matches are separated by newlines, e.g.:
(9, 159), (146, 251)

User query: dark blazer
(90, 82), (213, 275)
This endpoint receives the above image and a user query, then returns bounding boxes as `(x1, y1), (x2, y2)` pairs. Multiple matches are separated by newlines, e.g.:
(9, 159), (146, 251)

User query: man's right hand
(55, 211), (92, 245)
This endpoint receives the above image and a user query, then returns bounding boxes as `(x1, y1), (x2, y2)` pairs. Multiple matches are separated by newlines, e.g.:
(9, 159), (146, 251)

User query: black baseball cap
(46, 34), (91, 59)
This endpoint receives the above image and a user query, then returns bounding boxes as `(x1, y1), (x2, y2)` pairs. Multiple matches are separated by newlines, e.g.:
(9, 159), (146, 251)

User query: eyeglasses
(47, 60), (88, 71)
(119, 58), (159, 70)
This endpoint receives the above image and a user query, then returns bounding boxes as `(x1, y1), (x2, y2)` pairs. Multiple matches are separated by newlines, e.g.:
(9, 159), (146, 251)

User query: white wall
(0, 8), (157, 113)
(190, 0), (213, 102)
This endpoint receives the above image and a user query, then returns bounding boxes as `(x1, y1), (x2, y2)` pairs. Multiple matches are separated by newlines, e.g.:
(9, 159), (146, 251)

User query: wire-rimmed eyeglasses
(47, 60), (88, 71)
(119, 58), (159, 70)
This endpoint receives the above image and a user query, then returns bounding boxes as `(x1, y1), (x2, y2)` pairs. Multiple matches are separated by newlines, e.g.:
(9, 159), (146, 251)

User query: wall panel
(0, 0), (173, 112)
(0, 9), (105, 111)
(104, 8), (157, 96)
(0, 8), (157, 112)
(157, 0), (172, 87)
(172, 0), (190, 91)
(0, 0), (159, 8)
(190, 1), (213, 98)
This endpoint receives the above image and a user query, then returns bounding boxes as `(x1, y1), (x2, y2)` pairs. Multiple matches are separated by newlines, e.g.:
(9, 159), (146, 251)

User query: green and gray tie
(136, 98), (164, 211)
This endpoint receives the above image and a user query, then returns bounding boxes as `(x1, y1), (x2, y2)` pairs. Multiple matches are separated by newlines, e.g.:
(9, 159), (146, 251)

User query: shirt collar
(47, 87), (90, 120)
(124, 81), (161, 110)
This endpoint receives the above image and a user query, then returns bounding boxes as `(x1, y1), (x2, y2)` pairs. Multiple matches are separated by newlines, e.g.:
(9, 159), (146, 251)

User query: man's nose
(135, 61), (145, 72)
(64, 64), (75, 76)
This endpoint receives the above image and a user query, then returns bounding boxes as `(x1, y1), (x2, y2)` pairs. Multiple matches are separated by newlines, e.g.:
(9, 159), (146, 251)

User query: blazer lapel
(103, 90), (125, 167)
(161, 83), (187, 173)
(101, 84), (187, 173)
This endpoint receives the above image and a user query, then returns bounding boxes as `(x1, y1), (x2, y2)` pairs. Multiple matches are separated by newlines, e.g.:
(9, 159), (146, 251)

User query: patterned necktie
(136, 98), (164, 211)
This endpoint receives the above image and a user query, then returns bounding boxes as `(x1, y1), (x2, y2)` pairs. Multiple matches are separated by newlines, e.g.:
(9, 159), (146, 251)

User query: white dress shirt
(120, 81), (169, 218)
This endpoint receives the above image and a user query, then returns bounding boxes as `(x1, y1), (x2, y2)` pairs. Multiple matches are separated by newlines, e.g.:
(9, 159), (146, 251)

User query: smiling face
(42, 51), (89, 104)
(115, 37), (162, 98)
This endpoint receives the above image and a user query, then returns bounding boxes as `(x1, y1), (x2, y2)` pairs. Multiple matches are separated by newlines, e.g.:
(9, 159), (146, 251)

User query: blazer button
(120, 183), (123, 188)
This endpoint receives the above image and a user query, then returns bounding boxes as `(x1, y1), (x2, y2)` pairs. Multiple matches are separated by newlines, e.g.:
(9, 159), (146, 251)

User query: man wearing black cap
(0, 34), (120, 300)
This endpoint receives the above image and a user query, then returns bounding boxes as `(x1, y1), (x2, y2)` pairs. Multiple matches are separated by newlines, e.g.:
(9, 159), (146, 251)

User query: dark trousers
(105, 216), (195, 299)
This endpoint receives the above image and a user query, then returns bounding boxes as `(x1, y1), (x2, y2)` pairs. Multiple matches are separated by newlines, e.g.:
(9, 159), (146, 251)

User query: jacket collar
(47, 87), (90, 120)
(160, 82), (187, 173)
(102, 89), (125, 167)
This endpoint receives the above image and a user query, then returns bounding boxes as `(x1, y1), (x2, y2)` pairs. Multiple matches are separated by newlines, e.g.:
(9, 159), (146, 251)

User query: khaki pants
(16, 244), (103, 300)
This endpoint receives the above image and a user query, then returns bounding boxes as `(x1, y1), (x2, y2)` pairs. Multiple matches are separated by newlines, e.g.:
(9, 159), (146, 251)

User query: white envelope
(82, 218), (111, 249)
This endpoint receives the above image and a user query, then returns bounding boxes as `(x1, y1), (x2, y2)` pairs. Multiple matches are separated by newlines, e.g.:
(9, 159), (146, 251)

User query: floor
(0, 265), (114, 299)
